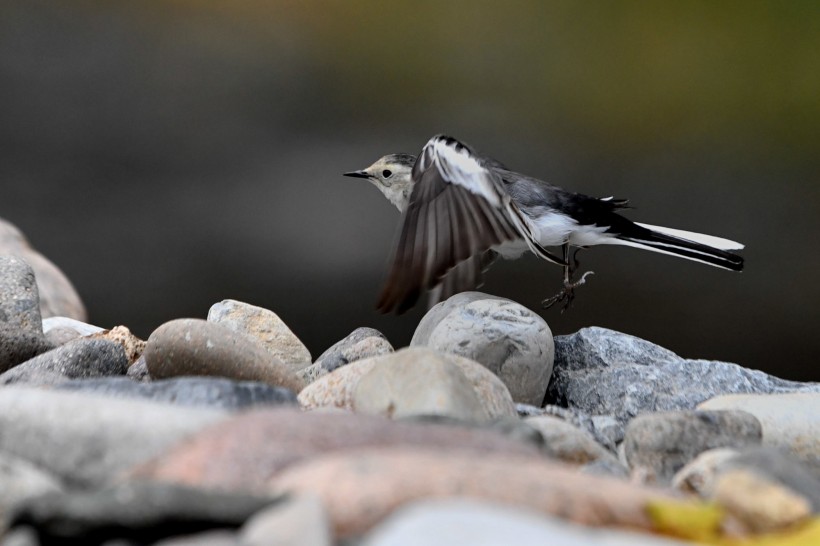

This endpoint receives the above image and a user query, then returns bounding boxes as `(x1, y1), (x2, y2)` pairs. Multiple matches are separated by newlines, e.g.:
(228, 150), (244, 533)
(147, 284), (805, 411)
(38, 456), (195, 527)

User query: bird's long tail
(613, 222), (744, 271)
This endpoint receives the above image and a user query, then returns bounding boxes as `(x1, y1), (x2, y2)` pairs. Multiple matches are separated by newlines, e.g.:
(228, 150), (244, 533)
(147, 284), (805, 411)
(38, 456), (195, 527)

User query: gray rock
(354, 348), (488, 422)
(0, 339), (128, 386)
(7, 482), (280, 545)
(55, 377), (297, 410)
(361, 499), (691, 546)
(144, 319), (304, 393)
(524, 415), (622, 467)
(240, 494), (331, 546)
(42, 316), (104, 346)
(207, 299), (311, 373)
(304, 327), (393, 384)
(0, 387), (225, 487)
(153, 530), (239, 546)
(300, 348), (516, 420)
(0, 256), (42, 334)
(0, 218), (87, 321)
(698, 392), (820, 471)
(590, 415), (625, 448)
(624, 410), (762, 482)
(127, 356), (151, 382)
(411, 293), (554, 406)
(0, 324), (52, 374)
(673, 447), (820, 512)
(548, 327), (820, 424)
(410, 292), (506, 346)
(0, 453), (63, 532)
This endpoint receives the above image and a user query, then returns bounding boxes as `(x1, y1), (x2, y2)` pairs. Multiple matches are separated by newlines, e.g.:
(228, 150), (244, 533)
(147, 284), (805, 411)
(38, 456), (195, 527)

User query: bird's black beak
(343, 170), (370, 179)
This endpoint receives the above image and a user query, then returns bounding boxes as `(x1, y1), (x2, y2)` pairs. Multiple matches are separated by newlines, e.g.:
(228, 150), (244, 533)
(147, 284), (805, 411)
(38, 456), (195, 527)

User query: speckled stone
(207, 300), (311, 373)
(411, 293), (553, 406)
(303, 328), (393, 384)
(0, 338), (128, 386)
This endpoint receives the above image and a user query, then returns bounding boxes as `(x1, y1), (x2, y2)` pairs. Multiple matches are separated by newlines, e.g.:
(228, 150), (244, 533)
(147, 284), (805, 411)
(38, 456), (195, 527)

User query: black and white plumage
(343, 134), (744, 314)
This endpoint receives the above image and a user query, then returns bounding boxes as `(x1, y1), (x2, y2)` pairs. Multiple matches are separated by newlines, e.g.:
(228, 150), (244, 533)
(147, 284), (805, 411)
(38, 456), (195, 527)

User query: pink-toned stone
(268, 448), (679, 538)
(128, 409), (541, 491)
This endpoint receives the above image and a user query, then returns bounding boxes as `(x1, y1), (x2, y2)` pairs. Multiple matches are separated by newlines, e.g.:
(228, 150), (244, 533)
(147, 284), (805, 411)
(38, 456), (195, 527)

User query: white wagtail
(344, 134), (744, 313)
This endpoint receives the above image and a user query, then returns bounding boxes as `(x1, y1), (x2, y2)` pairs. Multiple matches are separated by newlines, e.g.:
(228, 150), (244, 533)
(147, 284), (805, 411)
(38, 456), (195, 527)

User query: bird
(343, 134), (744, 314)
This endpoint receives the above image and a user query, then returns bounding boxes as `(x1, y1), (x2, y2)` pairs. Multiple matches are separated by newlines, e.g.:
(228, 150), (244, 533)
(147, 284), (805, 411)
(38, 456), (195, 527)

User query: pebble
(411, 293), (554, 406)
(0, 217), (87, 321)
(0, 338), (128, 386)
(698, 392), (820, 471)
(41, 316), (104, 346)
(361, 499), (691, 546)
(524, 415), (621, 467)
(0, 324), (52, 374)
(0, 256), (43, 334)
(673, 447), (820, 511)
(239, 494), (331, 546)
(714, 469), (812, 533)
(0, 386), (226, 487)
(298, 348), (516, 420)
(5, 482), (278, 545)
(623, 410), (762, 482)
(86, 325), (145, 364)
(127, 355), (151, 382)
(144, 318), (304, 393)
(207, 299), (311, 373)
(354, 348), (499, 422)
(56, 376), (298, 410)
(302, 327), (393, 384)
(129, 409), (541, 492)
(268, 447), (676, 539)
(548, 327), (820, 424)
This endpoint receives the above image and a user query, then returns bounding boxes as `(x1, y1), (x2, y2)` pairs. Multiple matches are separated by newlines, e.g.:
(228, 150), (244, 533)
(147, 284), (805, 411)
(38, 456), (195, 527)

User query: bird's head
(344, 153), (416, 212)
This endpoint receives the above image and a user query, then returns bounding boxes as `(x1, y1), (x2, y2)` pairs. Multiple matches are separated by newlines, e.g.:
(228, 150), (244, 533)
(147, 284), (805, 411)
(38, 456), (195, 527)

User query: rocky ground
(0, 216), (819, 546)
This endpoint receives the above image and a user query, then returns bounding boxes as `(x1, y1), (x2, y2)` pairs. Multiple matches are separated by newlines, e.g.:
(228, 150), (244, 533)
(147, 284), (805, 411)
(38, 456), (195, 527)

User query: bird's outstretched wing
(377, 135), (564, 314)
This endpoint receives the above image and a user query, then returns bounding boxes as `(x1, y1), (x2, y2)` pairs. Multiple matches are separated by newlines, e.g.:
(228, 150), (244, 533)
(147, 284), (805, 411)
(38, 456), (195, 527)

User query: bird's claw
(541, 271), (594, 312)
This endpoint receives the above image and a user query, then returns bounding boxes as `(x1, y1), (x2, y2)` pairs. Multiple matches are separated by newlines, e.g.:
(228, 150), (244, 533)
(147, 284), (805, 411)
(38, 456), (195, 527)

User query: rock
(87, 325), (145, 364)
(0, 256), (43, 334)
(410, 292), (506, 345)
(268, 448), (677, 539)
(714, 470), (812, 533)
(524, 415), (621, 466)
(361, 500), (692, 546)
(42, 316), (104, 346)
(154, 530), (239, 546)
(303, 327), (393, 384)
(0, 387), (226, 487)
(240, 494), (331, 546)
(0, 454), (63, 532)
(207, 299), (311, 372)
(623, 410), (762, 482)
(56, 377), (298, 410)
(547, 327), (820, 424)
(0, 324), (52, 374)
(590, 415), (625, 448)
(354, 348), (494, 422)
(0, 218), (86, 321)
(672, 448), (740, 496)
(0, 338), (128, 386)
(673, 447), (820, 511)
(411, 293), (554, 406)
(127, 355), (151, 382)
(144, 318), (304, 392)
(129, 409), (541, 492)
(698, 393), (820, 471)
(6, 482), (279, 545)
(299, 348), (516, 420)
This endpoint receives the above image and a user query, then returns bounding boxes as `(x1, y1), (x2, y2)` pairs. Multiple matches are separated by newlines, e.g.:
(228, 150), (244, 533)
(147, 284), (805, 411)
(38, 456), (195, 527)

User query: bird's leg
(541, 244), (595, 311)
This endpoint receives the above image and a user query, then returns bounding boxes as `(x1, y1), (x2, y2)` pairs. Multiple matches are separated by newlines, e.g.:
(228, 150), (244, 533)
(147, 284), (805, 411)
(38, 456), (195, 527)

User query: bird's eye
(382, 170), (392, 178)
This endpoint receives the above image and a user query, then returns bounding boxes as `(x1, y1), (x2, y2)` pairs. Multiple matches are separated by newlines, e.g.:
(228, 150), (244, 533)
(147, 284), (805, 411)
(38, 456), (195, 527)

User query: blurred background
(1, 1), (817, 380)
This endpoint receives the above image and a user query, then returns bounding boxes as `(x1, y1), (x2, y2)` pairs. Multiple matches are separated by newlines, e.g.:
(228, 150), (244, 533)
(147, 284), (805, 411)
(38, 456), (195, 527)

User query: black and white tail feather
(374, 134), (744, 314)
